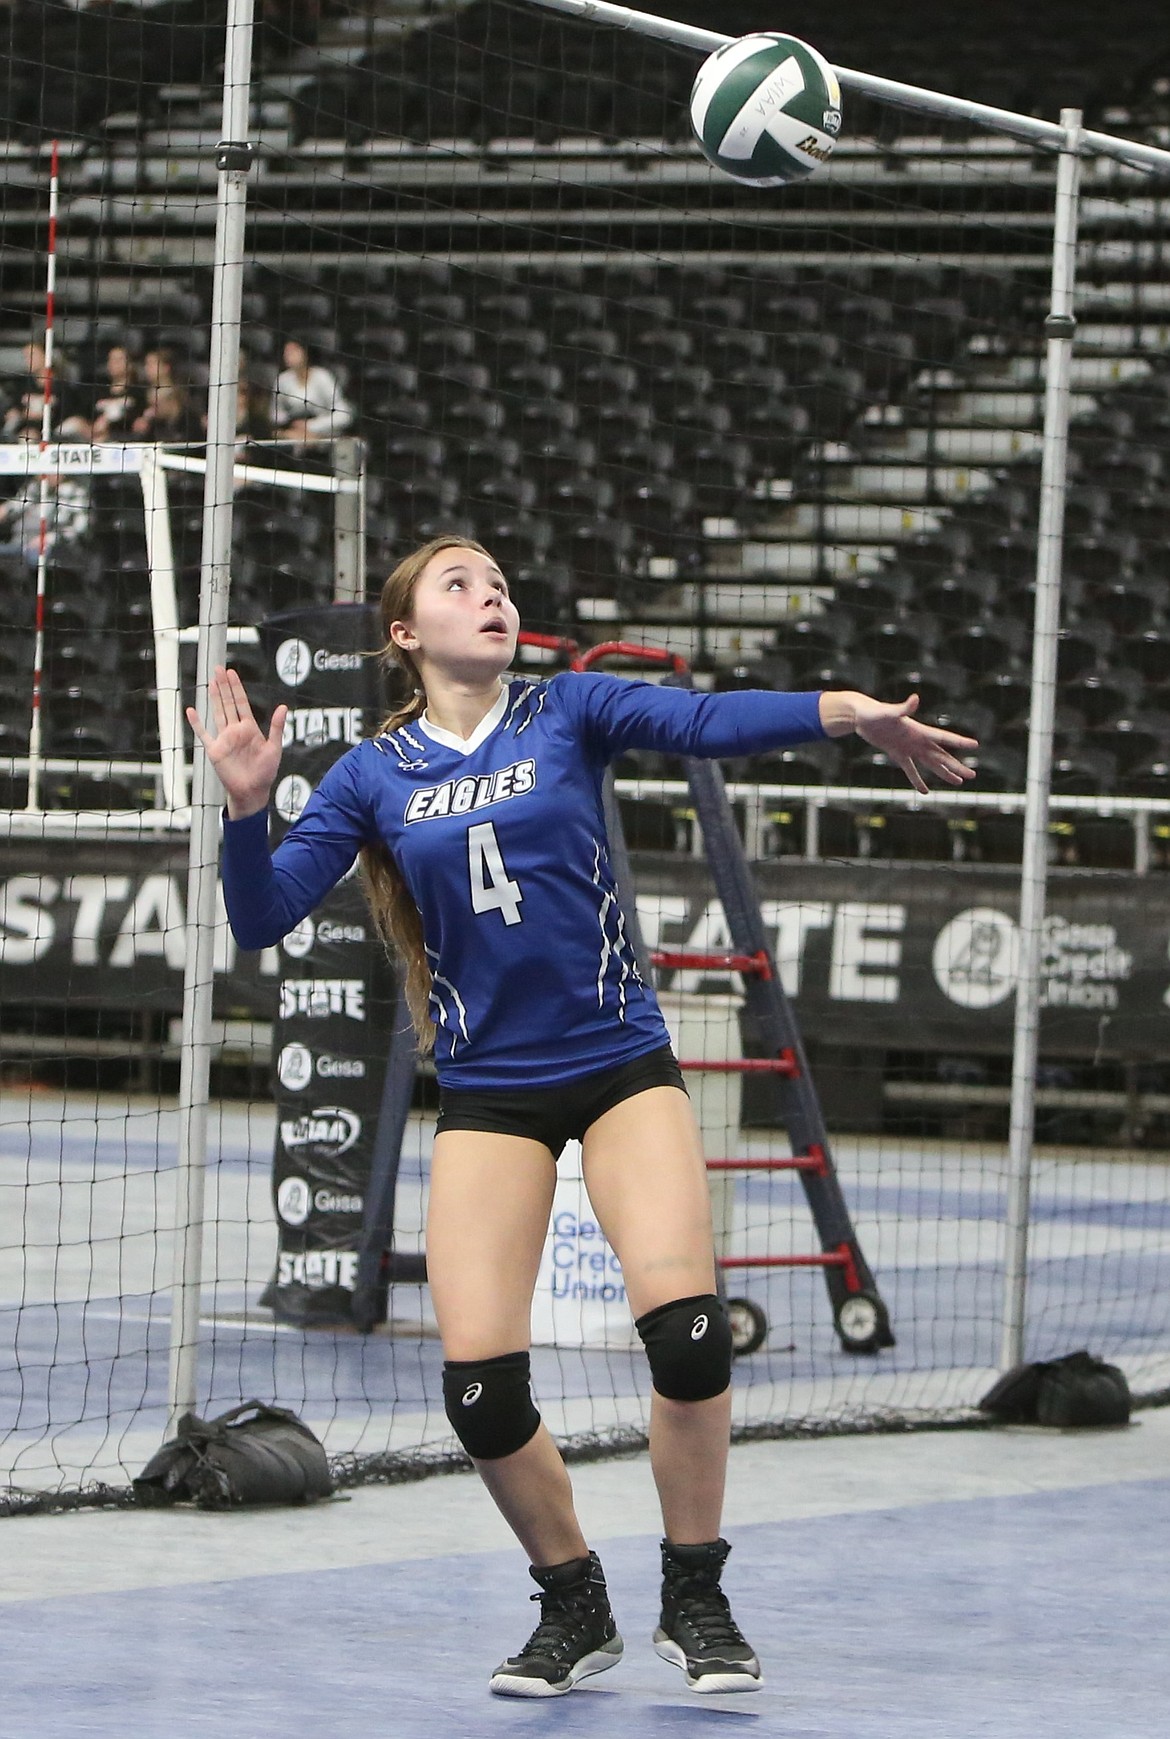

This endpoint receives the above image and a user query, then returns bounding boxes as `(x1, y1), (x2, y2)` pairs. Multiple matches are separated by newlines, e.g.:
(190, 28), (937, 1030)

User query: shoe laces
(515, 1586), (602, 1664)
(667, 1568), (747, 1650)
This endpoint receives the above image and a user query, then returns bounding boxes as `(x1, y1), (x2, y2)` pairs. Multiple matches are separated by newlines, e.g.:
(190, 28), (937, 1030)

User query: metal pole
(167, 0), (256, 1431)
(522, 0), (1170, 174)
(332, 435), (366, 602)
(1000, 110), (1082, 1371)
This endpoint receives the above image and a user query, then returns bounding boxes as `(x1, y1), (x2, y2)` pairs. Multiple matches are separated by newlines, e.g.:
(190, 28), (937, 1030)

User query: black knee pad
(635, 1293), (732, 1402)
(442, 1349), (542, 1461)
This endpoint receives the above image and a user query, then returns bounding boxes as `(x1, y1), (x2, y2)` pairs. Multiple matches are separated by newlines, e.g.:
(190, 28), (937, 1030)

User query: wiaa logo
(279, 1105), (362, 1159)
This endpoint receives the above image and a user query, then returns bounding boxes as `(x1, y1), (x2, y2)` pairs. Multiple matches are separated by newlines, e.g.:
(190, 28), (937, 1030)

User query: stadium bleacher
(1, 0), (1169, 848)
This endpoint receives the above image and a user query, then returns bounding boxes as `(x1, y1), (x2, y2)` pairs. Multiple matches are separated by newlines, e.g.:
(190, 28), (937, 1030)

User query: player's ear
(388, 618), (418, 651)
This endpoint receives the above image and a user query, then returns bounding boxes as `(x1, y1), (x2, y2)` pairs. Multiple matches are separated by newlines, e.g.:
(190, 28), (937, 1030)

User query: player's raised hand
(185, 665), (287, 819)
(850, 692), (978, 795)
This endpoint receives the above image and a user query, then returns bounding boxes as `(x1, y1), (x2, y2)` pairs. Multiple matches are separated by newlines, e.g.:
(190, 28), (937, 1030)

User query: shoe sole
(654, 1635), (763, 1694)
(489, 1637), (624, 1698)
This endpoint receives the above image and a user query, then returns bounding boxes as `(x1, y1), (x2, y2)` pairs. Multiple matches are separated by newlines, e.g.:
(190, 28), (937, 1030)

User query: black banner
(256, 605), (398, 1328)
(631, 857), (1170, 1060)
(3, 841), (1169, 1059)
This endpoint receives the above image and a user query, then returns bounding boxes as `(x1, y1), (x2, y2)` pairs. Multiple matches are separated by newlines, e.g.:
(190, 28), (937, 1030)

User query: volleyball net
(3, 0), (1170, 1511)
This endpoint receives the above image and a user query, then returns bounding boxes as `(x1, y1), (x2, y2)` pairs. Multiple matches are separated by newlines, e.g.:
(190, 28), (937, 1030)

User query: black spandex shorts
(435, 1042), (687, 1158)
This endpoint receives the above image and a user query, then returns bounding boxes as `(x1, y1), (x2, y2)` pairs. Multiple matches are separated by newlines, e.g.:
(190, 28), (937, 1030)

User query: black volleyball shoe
(654, 1537), (763, 1694)
(489, 1549), (624, 1697)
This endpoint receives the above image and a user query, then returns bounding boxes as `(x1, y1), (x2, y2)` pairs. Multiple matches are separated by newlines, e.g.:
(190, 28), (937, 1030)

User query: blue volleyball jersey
(222, 672), (825, 1090)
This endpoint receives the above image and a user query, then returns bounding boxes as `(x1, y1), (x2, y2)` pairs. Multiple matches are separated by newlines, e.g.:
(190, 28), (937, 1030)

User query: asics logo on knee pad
(442, 1351), (542, 1460)
(636, 1293), (732, 1402)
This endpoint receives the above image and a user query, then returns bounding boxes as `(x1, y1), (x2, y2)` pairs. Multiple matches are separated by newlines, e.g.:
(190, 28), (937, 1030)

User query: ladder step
(652, 947), (772, 978)
(677, 1052), (800, 1077)
(719, 1241), (863, 1292)
(706, 1145), (827, 1175)
(718, 1251), (849, 1269)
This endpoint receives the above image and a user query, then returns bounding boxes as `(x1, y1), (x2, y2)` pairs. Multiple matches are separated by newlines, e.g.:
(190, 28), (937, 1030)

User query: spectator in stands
(1, 342), (88, 442)
(131, 347), (198, 444)
(0, 471), (91, 566)
(89, 345), (145, 443)
(271, 338), (351, 445)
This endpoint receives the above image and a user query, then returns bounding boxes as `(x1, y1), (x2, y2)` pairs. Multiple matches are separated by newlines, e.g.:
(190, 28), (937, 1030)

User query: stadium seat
(1050, 745), (1119, 795)
(1122, 626), (1170, 684)
(470, 473), (538, 515)
(571, 360), (640, 409)
(774, 615), (854, 670)
(550, 473), (615, 518)
(1089, 574), (1166, 636)
(1119, 753), (1170, 798)
(563, 515), (632, 594)
(865, 612), (941, 670)
(599, 432), (674, 486)
(478, 513), (553, 572)
(1058, 622), (1113, 681)
(948, 615), (1028, 675)
(513, 399), (579, 441)
(387, 474), (461, 532)
(1105, 709), (1170, 771)
(522, 434), (597, 490)
(752, 738), (843, 785)
(967, 742), (1026, 792)
(964, 670), (1028, 730)
(382, 432), (448, 479)
(417, 325), (478, 366)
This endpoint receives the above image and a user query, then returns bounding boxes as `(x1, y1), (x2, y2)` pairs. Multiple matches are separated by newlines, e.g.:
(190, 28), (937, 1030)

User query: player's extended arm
(187, 666), (372, 950)
(558, 671), (976, 793)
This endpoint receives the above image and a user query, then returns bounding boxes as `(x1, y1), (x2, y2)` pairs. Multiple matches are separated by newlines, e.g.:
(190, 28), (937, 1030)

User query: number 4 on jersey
(467, 821), (523, 926)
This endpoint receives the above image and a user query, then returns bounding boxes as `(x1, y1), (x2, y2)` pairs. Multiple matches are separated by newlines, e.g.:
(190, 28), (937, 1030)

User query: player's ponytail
(359, 534), (496, 1049)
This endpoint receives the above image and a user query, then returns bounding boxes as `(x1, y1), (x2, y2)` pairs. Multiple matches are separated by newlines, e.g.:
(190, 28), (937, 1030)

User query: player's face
(399, 549), (520, 681)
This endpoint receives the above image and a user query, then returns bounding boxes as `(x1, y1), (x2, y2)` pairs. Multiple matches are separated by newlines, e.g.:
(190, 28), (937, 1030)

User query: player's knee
(442, 1349), (542, 1460)
(635, 1293), (732, 1402)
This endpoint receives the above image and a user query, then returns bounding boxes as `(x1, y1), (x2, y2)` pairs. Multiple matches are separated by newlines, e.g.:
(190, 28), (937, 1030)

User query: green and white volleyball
(689, 33), (842, 187)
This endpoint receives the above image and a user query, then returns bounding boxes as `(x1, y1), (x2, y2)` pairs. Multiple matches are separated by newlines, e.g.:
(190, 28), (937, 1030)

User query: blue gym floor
(4, 1414), (1168, 1739)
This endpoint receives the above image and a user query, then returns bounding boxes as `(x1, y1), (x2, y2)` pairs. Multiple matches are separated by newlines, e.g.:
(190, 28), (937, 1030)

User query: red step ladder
(574, 640), (895, 1358)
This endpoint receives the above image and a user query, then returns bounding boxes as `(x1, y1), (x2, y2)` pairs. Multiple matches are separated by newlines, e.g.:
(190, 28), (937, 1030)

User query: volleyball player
(189, 534), (977, 1698)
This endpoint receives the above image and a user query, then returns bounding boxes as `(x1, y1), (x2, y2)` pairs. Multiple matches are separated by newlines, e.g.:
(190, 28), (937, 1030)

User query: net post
(167, 0), (256, 1432)
(332, 436), (366, 603)
(1000, 109), (1083, 1372)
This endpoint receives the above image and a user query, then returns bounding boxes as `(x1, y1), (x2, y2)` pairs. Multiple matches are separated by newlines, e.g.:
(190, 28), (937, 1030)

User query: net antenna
(25, 138), (60, 816)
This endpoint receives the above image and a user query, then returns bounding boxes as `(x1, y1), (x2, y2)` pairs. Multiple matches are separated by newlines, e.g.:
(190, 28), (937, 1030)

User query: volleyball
(689, 33), (842, 186)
